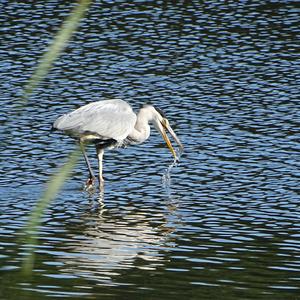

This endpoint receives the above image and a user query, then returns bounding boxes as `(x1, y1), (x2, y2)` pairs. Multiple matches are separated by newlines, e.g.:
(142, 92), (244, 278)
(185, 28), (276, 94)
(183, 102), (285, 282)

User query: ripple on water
(1, 0), (300, 299)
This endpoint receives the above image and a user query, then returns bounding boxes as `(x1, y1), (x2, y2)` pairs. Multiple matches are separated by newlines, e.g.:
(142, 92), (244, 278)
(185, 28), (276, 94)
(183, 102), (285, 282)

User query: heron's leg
(96, 147), (105, 190)
(79, 141), (95, 185)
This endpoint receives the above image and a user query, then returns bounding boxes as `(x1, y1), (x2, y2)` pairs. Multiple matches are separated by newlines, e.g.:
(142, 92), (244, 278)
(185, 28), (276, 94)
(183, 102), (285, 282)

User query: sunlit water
(1, 1), (299, 299)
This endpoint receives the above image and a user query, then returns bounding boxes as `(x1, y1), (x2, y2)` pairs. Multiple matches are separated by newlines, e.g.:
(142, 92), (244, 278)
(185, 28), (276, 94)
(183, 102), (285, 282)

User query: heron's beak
(164, 123), (184, 153)
(157, 120), (183, 160)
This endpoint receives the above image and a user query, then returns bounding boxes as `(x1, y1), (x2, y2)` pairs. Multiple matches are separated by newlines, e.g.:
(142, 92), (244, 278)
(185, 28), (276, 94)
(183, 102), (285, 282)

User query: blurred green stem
(22, 149), (80, 275)
(23, 0), (92, 98)
(21, 0), (92, 274)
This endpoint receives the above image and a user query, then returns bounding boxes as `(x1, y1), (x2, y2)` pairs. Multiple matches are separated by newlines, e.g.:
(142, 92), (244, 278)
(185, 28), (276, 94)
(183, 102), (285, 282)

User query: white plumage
(53, 99), (137, 142)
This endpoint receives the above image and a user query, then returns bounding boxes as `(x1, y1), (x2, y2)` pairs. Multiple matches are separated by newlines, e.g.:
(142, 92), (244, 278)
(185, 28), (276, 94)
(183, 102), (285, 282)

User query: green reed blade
(21, 149), (80, 275)
(23, 0), (92, 98)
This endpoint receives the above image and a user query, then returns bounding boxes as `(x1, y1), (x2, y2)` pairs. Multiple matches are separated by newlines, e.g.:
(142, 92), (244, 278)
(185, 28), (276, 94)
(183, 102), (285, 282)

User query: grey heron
(52, 99), (183, 190)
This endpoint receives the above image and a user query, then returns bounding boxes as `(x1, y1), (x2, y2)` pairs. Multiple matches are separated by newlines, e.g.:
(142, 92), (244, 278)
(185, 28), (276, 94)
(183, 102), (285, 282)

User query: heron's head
(143, 104), (183, 160)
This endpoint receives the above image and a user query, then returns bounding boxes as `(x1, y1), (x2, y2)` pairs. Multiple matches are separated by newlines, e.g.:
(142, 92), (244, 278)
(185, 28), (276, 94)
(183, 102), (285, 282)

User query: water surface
(0, 1), (299, 299)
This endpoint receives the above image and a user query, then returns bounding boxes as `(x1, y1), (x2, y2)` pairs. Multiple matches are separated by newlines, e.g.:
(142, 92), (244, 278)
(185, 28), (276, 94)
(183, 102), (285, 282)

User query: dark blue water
(1, 1), (299, 299)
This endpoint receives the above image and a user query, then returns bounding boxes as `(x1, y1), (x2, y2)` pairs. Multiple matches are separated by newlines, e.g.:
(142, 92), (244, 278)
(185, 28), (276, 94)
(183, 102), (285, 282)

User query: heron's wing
(53, 99), (137, 141)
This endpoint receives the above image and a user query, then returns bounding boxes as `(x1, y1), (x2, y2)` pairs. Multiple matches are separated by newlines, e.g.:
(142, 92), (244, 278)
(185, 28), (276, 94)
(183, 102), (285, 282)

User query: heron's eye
(163, 118), (169, 127)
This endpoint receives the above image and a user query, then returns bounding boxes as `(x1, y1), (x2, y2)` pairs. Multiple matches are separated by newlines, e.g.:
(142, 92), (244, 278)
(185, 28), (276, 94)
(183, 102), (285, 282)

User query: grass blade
(23, 0), (92, 98)
(20, 0), (92, 275)
(21, 149), (80, 274)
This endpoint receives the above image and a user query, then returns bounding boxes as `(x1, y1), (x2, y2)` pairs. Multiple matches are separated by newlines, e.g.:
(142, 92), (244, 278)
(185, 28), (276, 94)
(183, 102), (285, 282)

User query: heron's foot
(85, 176), (96, 191)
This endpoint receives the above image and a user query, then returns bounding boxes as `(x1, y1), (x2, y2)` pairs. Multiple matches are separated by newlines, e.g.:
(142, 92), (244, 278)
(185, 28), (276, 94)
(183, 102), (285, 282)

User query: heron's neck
(128, 108), (151, 143)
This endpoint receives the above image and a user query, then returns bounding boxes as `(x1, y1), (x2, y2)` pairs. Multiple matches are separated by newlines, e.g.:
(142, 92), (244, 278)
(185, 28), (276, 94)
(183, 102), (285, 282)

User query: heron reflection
(52, 99), (183, 190)
(59, 205), (178, 283)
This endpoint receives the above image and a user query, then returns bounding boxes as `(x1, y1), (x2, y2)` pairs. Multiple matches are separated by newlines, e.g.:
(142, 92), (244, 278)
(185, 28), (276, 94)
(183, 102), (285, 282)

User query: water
(1, 1), (299, 299)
